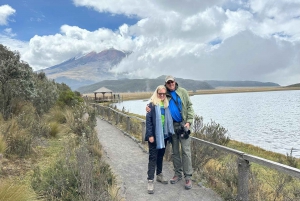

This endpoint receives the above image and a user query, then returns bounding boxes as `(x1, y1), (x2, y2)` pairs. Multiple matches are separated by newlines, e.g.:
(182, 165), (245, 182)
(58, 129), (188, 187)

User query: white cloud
(0, 4), (15, 25)
(4, 28), (16, 37)
(21, 25), (135, 69)
(1, 0), (300, 86)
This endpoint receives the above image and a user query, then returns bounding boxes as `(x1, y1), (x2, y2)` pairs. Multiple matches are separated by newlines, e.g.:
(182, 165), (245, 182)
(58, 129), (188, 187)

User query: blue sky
(1, 0), (300, 86)
(1, 0), (139, 41)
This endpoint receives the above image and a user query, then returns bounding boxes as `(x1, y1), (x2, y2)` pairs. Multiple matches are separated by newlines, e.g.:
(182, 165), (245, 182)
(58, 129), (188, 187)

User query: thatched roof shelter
(94, 87), (113, 100)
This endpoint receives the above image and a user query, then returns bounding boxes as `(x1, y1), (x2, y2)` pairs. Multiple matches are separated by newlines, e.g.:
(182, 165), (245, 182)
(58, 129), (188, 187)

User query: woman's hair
(149, 85), (169, 108)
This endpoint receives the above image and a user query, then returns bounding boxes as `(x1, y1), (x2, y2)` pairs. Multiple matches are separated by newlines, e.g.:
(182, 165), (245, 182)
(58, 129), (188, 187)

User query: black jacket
(145, 102), (157, 142)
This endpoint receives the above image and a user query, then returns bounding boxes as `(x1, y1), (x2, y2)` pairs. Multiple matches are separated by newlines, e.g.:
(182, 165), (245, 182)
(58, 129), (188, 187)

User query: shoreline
(84, 86), (300, 101)
(122, 86), (300, 101)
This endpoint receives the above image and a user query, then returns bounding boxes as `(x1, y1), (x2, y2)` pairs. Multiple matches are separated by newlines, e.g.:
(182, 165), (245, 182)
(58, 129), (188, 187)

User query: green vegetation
(0, 44), (121, 201)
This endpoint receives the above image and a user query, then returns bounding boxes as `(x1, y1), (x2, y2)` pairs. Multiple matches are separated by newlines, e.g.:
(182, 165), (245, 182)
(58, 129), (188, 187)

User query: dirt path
(96, 117), (223, 201)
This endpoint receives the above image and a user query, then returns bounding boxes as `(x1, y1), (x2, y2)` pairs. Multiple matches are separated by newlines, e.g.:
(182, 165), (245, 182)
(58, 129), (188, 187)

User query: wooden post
(96, 105), (100, 115)
(126, 116), (130, 132)
(237, 157), (250, 201)
(108, 108), (111, 121)
(116, 113), (119, 125)
(101, 106), (104, 116)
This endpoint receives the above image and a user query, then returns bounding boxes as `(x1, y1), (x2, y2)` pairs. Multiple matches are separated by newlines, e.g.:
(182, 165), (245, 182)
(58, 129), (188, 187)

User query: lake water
(113, 90), (300, 157)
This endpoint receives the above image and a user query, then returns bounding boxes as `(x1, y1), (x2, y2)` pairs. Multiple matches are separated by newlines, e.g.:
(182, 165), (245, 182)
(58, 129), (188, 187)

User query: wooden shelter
(94, 87), (113, 101)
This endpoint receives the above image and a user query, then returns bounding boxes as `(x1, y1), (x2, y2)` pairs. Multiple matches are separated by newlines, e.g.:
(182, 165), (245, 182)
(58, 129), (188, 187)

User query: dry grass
(0, 179), (38, 201)
(0, 134), (7, 154)
(84, 86), (300, 101)
(191, 86), (300, 95)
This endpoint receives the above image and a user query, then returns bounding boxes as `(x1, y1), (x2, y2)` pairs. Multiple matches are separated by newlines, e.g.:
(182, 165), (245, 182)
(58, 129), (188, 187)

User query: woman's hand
(146, 104), (151, 113)
(149, 136), (154, 143)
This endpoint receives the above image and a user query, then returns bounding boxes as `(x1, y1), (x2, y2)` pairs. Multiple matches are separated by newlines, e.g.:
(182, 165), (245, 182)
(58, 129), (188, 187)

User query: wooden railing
(93, 104), (300, 201)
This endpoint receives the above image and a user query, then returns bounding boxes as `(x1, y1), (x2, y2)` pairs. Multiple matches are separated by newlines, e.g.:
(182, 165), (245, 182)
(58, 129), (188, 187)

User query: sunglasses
(166, 81), (174, 84)
(158, 93), (166, 96)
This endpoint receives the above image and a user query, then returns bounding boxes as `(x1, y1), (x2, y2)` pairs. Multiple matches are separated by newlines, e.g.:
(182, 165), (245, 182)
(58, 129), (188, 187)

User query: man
(147, 75), (194, 189)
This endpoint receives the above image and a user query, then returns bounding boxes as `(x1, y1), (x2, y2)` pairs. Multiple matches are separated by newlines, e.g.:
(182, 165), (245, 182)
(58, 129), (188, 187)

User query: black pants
(147, 139), (167, 180)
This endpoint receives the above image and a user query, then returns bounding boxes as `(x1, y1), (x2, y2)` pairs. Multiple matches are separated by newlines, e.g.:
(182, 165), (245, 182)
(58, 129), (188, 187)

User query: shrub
(31, 137), (115, 201)
(57, 89), (83, 107)
(193, 116), (230, 146)
(49, 121), (60, 138)
(46, 106), (67, 124)
(65, 105), (95, 138)
(14, 102), (37, 129)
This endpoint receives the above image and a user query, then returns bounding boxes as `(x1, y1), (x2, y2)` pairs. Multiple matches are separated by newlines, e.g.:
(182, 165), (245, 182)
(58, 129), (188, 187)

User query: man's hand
(184, 122), (190, 129)
(149, 136), (154, 143)
(146, 104), (151, 113)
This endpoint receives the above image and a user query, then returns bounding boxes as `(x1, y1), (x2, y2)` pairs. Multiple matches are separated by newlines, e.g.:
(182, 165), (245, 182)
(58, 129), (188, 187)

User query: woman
(145, 85), (174, 194)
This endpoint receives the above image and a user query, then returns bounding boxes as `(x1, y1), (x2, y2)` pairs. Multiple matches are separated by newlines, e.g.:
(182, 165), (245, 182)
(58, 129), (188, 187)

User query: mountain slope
(40, 48), (129, 89)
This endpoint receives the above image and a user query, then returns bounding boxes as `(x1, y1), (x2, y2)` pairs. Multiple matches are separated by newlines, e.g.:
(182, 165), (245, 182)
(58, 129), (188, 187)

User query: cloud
(1, 0), (300, 86)
(3, 28), (16, 37)
(21, 25), (135, 69)
(0, 4), (15, 25)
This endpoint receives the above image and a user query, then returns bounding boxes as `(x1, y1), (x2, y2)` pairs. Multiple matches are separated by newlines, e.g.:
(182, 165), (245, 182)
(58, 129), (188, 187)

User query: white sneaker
(147, 180), (154, 194)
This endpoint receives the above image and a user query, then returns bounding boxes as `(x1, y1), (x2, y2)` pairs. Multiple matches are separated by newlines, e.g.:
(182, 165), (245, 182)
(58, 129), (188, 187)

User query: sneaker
(170, 175), (182, 184)
(147, 180), (154, 194)
(185, 179), (192, 190)
(156, 173), (168, 184)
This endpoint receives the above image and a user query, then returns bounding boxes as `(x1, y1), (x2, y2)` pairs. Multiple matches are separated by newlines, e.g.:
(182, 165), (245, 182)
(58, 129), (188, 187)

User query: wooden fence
(93, 104), (300, 201)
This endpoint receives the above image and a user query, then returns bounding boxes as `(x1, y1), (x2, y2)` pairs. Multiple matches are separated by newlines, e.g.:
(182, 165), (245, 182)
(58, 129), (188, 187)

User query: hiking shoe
(185, 179), (192, 190)
(170, 175), (182, 184)
(147, 180), (154, 194)
(156, 173), (168, 184)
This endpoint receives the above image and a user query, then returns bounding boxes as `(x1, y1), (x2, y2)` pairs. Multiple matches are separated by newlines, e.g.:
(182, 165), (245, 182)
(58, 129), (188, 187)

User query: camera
(180, 122), (191, 139)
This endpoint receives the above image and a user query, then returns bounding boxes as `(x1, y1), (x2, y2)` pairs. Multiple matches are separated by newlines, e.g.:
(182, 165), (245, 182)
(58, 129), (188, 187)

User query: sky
(0, 0), (300, 86)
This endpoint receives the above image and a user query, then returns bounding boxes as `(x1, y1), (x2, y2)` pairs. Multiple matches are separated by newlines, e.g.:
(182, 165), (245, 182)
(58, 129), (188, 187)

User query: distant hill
(77, 77), (214, 93)
(204, 80), (280, 88)
(286, 83), (300, 87)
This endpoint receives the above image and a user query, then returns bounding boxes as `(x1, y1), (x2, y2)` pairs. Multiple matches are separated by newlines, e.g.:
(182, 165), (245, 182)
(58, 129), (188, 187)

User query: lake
(113, 90), (300, 157)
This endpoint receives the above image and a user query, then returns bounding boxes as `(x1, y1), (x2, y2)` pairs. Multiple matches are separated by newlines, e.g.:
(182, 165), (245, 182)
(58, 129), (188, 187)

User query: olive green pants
(171, 123), (193, 180)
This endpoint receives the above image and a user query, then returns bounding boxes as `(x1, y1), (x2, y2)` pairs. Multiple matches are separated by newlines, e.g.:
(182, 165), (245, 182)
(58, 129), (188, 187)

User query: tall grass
(0, 180), (38, 201)
(29, 105), (122, 200)
(0, 134), (6, 154)
(0, 119), (32, 157)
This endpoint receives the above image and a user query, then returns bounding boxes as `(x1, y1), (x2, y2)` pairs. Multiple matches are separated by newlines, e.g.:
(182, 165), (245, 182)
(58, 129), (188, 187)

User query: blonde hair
(149, 85), (169, 108)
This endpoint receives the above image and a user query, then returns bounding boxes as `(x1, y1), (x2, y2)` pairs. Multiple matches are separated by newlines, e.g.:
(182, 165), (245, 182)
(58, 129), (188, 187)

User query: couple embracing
(145, 75), (194, 194)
